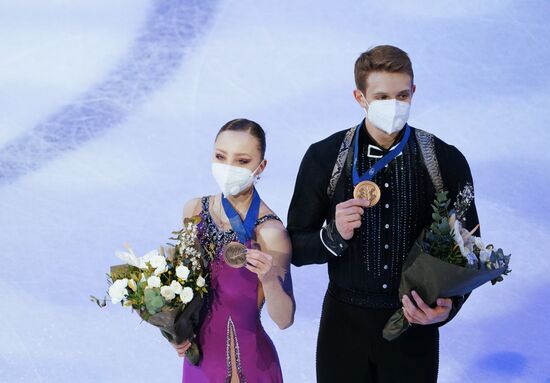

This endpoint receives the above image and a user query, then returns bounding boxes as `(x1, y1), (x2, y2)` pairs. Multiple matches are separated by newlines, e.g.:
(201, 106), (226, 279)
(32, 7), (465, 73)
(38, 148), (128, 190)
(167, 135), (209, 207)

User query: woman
(172, 119), (295, 382)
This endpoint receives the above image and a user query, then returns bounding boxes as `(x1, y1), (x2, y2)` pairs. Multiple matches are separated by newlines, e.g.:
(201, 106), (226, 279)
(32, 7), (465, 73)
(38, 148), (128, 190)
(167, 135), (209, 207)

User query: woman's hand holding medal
(222, 239), (276, 283)
(219, 188), (281, 284)
(245, 248), (276, 283)
(335, 198), (371, 240)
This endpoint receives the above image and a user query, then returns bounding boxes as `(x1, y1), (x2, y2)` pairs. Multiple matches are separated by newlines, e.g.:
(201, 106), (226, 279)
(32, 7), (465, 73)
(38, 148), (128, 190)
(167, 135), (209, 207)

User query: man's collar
(360, 121), (407, 159)
(366, 143), (403, 159)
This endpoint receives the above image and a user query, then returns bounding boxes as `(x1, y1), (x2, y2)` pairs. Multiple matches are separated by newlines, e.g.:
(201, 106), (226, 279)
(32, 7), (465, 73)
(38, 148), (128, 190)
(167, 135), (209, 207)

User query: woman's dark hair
(216, 118), (266, 159)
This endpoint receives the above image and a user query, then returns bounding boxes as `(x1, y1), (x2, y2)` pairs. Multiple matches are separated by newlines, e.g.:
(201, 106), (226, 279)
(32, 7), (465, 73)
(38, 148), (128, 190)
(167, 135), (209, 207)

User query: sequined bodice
(196, 195), (281, 261)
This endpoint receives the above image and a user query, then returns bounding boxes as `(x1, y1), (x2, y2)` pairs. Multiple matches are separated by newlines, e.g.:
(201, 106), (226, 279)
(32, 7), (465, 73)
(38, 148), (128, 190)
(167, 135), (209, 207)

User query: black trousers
(316, 291), (439, 383)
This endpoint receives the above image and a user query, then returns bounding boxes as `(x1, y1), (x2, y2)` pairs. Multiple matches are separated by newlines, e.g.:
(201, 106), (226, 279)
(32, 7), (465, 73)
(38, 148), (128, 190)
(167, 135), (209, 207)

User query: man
(287, 45), (479, 382)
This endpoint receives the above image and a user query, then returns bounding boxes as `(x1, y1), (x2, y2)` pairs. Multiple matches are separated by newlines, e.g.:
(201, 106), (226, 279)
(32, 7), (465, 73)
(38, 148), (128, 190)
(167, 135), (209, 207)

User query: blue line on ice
(0, 0), (217, 187)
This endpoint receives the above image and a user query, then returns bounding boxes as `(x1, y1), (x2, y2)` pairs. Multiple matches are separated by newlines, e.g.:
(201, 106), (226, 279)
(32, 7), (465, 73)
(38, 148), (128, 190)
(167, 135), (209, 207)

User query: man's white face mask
(211, 162), (261, 196)
(363, 95), (411, 135)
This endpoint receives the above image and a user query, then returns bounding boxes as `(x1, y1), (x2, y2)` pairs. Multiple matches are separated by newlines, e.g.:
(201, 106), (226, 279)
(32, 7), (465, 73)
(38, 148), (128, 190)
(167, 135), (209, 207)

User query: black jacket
(287, 122), (479, 322)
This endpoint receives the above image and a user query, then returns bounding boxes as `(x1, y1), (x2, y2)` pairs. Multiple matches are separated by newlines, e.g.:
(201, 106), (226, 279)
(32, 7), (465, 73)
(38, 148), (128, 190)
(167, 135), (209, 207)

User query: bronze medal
(222, 241), (248, 268)
(353, 180), (381, 207)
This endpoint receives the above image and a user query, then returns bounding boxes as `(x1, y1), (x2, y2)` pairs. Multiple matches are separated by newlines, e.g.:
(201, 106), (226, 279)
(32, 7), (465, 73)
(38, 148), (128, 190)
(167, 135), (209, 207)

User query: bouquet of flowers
(382, 184), (511, 341)
(90, 216), (209, 364)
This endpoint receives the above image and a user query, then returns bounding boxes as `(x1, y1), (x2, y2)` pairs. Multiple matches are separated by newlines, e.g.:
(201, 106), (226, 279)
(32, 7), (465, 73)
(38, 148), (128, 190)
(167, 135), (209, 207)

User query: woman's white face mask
(211, 162), (261, 196)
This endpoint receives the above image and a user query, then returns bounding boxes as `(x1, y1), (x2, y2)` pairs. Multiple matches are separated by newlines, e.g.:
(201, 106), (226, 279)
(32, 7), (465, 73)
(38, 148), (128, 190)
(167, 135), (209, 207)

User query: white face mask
(363, 97), (411, 135)
(211, 162), (261, 196)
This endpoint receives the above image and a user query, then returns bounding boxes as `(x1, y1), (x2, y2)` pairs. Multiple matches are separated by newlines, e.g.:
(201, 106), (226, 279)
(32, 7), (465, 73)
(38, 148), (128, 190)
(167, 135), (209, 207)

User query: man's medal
(353, 180), (381, 205)
(221, 188), (261, 268)
(352, 122), (411, 207)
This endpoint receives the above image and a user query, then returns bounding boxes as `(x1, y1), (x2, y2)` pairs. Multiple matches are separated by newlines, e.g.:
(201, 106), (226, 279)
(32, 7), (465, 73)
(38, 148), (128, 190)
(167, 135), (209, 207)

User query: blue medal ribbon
(221, 188), (261, 244)
(352, 122), (411, 186)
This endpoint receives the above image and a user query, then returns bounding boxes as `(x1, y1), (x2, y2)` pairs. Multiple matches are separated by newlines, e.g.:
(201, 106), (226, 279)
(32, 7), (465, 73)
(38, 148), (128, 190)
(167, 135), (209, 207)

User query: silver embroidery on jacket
(414, 129), (444, 193)
(327, 126), (357, 199)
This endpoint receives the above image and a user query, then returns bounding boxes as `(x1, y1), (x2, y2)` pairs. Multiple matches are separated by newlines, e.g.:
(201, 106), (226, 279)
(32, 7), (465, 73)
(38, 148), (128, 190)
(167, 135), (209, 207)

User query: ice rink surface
(0, 0), (549, 382)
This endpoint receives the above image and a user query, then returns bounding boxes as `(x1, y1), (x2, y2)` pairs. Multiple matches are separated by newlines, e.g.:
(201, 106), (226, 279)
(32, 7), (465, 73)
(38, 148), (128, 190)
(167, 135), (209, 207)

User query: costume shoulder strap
(200, 196), (210, 212)
(327, 126), (357, 199)
(255, 214), (282, 226)
(414, 128), (444, 193)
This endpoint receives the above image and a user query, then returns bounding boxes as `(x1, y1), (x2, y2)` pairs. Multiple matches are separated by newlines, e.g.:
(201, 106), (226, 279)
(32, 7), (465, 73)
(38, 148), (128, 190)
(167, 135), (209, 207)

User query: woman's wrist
(263, 271), (287, 295)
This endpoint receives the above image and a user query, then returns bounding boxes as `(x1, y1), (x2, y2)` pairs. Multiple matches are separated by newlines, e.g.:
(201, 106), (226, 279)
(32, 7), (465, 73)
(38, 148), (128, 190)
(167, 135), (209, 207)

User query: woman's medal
(352, 122), (411, 207)
(222, 242), (248, 268)
(222, 239), (261, 268)
(221, 188), (261, 268)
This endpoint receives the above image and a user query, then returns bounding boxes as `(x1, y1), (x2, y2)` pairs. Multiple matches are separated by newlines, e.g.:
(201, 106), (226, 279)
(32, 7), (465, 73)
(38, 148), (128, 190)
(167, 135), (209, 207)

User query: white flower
(108, 278), (129, 304)
(452, 218), (476, 257)
(452, 220), (466, 255)
(448, 213), (457, 230)
(474, 236), (485, 250)
(180, 287), (194, 304)
(150, 254), (167, 271)
(149, 253), (166, 269)
(115, 248), (141, 268)
(170, 280), (183, 295)
(176, 265), (190, 280)
(128, 279), (137, 292)
(462, 230), (475, 254)
(147, 275), (161, 289)
(140, 249), (159, 268)
(115, 247), (157, 269)
(160, 285), (176, 301)
(479, 249), (492, 263)
(196, 275), (205, 288)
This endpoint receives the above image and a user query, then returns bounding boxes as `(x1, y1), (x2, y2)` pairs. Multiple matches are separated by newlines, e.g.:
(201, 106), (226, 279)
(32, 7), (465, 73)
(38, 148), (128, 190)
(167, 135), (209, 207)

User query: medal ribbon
(221, 187), (261, 243)
(352, 122), (411, 186)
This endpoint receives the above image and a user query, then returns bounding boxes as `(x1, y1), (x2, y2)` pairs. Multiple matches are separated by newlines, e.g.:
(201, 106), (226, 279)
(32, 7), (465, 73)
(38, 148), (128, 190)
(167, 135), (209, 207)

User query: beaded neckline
(200, 196), (282, 237)
(204, 209), (236, 236)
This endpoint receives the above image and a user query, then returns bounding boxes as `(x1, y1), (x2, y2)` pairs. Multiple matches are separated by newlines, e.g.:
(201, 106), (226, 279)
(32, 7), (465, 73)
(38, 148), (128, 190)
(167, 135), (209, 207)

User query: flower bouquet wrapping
(382, 185), (511, 341)
(91, 216), (209, 365)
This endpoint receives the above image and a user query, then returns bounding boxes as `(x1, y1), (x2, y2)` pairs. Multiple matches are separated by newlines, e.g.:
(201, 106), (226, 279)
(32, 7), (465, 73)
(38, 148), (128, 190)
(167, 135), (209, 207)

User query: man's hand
(335, 198), (370, 240)
(402, 290), (452, 325)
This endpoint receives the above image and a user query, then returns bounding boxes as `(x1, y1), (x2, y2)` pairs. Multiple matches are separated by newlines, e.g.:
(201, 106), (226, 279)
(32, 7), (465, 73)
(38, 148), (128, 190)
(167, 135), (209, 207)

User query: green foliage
(424, 191), (467, 267)
(144, 288), (165, 315)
